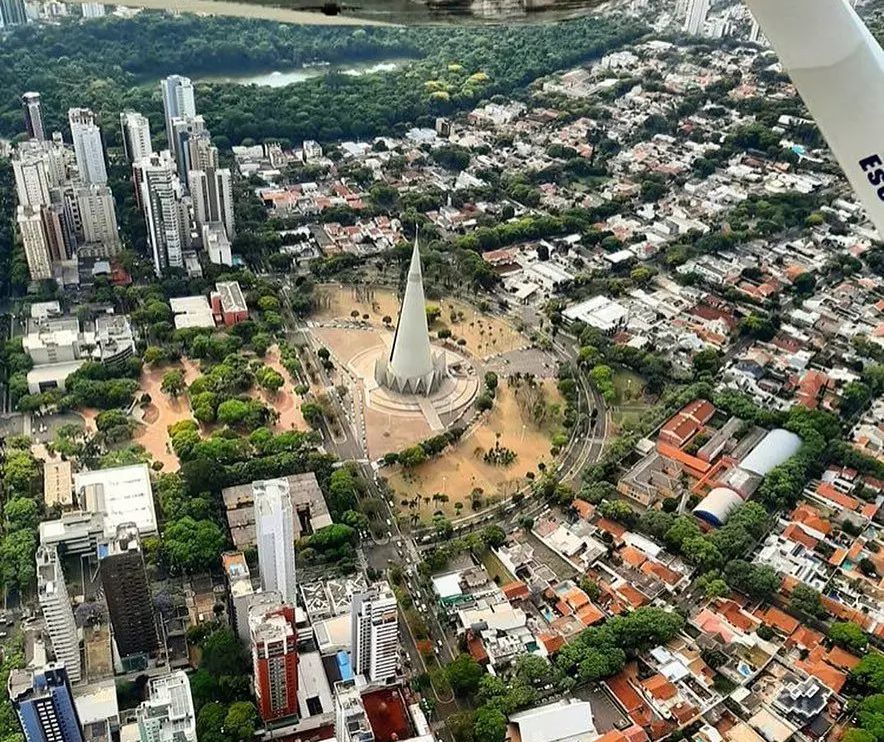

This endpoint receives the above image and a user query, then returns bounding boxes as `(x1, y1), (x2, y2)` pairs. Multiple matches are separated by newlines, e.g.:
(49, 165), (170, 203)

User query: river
(198, 57), (412, 87)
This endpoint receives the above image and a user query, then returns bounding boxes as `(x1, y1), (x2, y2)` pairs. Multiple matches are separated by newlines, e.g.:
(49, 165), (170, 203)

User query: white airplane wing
(747, 0), (884, 235)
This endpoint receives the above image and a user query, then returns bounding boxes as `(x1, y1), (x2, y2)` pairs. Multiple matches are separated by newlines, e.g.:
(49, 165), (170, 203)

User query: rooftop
(509, 700), (596, 742)
(361, 687), (412, 742)
(169, 295), (215, 329)
(75, 464), (157, 537)
(43, 460), (73, 508)
(216, 280), (247, 313)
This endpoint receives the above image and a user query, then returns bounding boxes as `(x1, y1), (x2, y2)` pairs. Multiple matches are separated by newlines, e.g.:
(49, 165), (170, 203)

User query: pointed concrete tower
(375, 235), (446, 395)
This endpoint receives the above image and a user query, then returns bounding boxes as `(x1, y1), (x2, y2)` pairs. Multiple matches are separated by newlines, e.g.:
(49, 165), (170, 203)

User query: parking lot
(574, 685), (628, 732)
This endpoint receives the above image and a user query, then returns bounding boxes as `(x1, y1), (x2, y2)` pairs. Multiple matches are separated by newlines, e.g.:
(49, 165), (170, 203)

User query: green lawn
(479, 548), (516, 584)
(613, 369), (646, 405)
(611, 370), (651, 432)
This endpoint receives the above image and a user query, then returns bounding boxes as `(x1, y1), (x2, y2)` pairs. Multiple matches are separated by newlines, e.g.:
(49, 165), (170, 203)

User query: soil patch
(311, 285), (523, 360)
(385, 381), (563, 519)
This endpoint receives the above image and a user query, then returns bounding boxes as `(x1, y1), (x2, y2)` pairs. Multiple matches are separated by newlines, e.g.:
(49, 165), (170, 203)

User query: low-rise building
(74, 464), (157, 538)
(563, 296), (630, 334)
(213, 281), (248, 326)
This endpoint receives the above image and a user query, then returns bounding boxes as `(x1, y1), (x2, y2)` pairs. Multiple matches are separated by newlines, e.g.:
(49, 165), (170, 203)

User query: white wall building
(120, 111), (153, 164)
(22, 92), (45, 141)
(563, 295), (630, 334)
(17, 204), (52, 280)
(136, 151), (190, 275)
(81, 3), (105, 17)
(76, 184), (119, 256)
(136, 671), (196, 742)
(351, 583), (398, 683)
(169, 115), (207, 182)
(201, 223), (232, 266)
(334, 682), (373, 742)
(683, 0), (710, 34)
(190, 167), (235, 239)
(160, 75), (196, 156)
(68, 108), (107, 185)
(12, 149), (51, 207)
(36, 545), (81, 682)
(254, 479), (298, 605)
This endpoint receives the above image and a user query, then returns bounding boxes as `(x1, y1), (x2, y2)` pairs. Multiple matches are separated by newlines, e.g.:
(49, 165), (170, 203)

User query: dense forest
(0, 11), (646, 145)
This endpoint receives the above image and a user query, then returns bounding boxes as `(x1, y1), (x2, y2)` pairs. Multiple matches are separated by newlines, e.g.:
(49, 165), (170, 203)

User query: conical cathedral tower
(375, 236), (447, 395)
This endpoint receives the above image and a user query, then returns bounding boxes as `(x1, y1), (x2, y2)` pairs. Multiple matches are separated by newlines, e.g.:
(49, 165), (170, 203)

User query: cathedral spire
(375, 233), (446, 395)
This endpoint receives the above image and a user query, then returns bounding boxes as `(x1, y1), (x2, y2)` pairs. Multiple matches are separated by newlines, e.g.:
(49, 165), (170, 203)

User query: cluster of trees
(0, 162), (30, 300)
(634, 502), (770, 572)
(4, 338), (34, 411)
(556, 607), (684, 683)
(151, 473), (228, 574)
(385, 426), (466, 468)
(476, 372), (499, 412)
(556, 365), (581, 433)
(0, 439), (42, 592)
(299, 523), (359, 575)
(837, 364), (884, 421)
(17, 358), (142, 413)
(186, 354), (275, 427)
(843, 652), (884, 742)
(571, 323), (671, 394)
(0, 12), (644, 148)
(0, 635), (24, 742)
(589, 364), (616, 404)
(161, 410), (335, 529)
(188, 624), (257, 742)
(453, 214), (587, 254)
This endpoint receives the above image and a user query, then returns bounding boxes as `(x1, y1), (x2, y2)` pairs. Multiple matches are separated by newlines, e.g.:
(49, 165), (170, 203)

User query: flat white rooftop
(74, 464), (157, 537)
(169, 295), (215, 329)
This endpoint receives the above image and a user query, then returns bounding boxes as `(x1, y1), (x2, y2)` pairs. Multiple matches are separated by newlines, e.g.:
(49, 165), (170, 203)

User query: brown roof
(619, 584), (649, 609)
(573, 498), (595, 520)
(620, 546), (648, 569)
(538, 632), (565, 655)
(787, 625), (824, 651)
(660, 400), (715, 447)
(625, 726), (650, 742)
(576, 603), (606, 626)
(597, 518), (627, 539)
(719, 601), (758, 632)
(467, 632), (489, 664)
(826, 646), (861, 670)
(362, 688), (412, 742)
(784, 523), (819, 550)
(759, 606), (799, 635)
(796, 656), (847, 694)
(502, 581), (530, 601)
(595, 733), (628, 742)
(640, 560), (682, 586)
(642, 674), (678, 701)
(671, 703), (699, 725)
(605, 669), (647, 718)
(790, 503), (832, 535)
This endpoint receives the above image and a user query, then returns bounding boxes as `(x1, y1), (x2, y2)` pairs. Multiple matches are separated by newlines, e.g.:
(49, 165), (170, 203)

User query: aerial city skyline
(0, 3), (883, 742)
